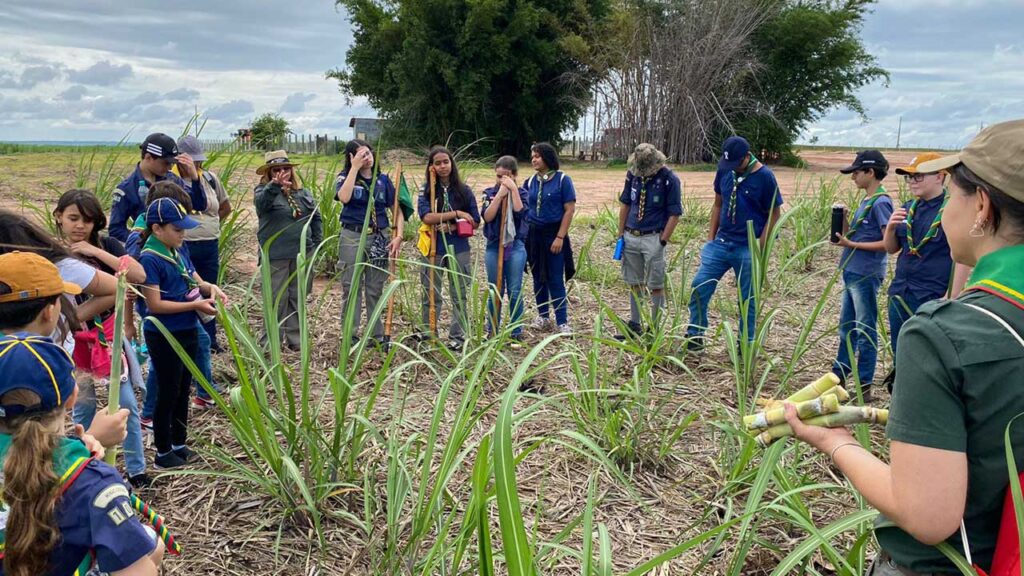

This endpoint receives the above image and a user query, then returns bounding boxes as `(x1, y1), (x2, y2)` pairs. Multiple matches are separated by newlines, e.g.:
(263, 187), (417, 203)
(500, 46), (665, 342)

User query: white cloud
(67, 60), (133, 86)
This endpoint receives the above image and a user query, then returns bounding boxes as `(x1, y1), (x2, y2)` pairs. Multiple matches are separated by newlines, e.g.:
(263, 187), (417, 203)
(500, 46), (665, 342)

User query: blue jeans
(686, 240), (756, 341)
(187, 239), (221, 351)
(142, 320), (215, 419)
(533, 247), (569, 326)
(485, 240), (527, 336)
(888, 292), (928, 354)
(833, 271), (882, 386)
(73, 374), (146, 477)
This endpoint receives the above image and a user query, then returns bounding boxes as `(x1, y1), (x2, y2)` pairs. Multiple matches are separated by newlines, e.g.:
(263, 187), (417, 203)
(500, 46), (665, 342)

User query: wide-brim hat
(917, 119), (1024, 203)
(256, 150), (300, 175)
(629, 143), (667, 178)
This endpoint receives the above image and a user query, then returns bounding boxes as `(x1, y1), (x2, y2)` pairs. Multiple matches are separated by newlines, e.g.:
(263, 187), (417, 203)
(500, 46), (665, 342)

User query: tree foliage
(250, 113), (291, 150)
(330, 0), (613, 157)
(734, 0), (889, 162)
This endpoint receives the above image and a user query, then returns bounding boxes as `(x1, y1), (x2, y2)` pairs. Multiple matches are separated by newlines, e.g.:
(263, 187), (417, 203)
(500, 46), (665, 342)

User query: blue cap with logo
(719, 136), (751, 171)
(146, 197), (199, 229)
(0, 333), (77, 418)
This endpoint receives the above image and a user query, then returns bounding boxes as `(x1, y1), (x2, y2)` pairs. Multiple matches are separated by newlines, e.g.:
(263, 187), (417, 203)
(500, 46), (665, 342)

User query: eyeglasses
(904, 173), (937, 183)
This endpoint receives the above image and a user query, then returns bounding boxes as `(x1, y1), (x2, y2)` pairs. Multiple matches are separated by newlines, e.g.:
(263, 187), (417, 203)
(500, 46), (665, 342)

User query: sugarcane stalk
(428, 166), (438, 335)
(785, 373), (841, 403)
(821, 384), (850, 403)
(744, 393), (840, 431)
(383, 162), (402, 351)
(104, 257), (131, 465)
(756, 406), (889, 447)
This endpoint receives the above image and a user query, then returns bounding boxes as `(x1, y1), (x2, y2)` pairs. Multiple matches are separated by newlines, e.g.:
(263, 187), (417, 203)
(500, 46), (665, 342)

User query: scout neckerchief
(904, 188), (948, 256)
(141, 235), (197, 289)
(964, 244), (1024, 311)
(282, 188), (303, 220)
(637, 176), (648, 223)
(845, 186), (888, 237)
(727, 154), (758, 224)
(535, 171), (555, 216)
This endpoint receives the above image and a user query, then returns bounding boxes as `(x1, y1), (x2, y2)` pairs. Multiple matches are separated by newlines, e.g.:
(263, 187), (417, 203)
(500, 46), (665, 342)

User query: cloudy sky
(0, 0), (1020, 149)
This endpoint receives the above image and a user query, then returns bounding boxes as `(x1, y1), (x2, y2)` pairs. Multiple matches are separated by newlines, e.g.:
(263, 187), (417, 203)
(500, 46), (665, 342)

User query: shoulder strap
(962, 302), (1024, 349)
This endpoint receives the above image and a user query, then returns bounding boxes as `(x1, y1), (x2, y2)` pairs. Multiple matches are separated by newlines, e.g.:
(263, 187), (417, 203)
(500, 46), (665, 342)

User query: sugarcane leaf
(770, 509), (879, 576)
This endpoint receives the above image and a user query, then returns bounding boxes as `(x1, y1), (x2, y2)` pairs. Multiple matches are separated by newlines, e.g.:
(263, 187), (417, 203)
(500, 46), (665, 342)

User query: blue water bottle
(613, 236), (625, 261)
(138, 180), (150, 204)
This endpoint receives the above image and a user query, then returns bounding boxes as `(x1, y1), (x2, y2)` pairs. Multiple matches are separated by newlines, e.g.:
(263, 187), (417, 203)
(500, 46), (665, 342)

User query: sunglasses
(903, 173), (937, 183)
(270, 166), (290, 174)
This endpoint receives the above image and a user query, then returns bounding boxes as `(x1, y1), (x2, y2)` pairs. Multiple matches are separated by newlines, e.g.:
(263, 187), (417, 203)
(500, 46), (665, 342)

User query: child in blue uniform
(481, 156), (529, 341)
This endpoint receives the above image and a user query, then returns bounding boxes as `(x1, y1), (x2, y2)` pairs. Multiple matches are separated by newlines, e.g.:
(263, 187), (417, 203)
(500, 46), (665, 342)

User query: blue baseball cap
(0, 333), (76, 417)
(146, 197), (199, 229)
(719, 136), (751, 171)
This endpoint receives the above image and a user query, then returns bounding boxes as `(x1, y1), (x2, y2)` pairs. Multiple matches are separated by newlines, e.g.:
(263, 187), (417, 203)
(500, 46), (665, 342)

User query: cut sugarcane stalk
(744, 393), (840, 431)
(785, 373), (841, 403)
(104, 257), (131, 465)
(821, 385), (850, 403)
(755, 406), (888, 447)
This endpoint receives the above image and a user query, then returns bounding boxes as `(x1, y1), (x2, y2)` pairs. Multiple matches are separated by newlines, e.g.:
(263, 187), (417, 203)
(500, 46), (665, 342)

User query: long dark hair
(425, 146), (471, 212)
(952, 164), (1024, 240)
(0, 210), (71, 262)
(54, 189), (107, 247)
(342, 139), (375, 177)
(531, 142), (559, 172)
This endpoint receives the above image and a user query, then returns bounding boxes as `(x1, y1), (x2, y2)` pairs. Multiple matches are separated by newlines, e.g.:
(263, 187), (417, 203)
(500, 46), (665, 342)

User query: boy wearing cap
(686, 135), (783, 350)
(0, 332), (164, 575)
(175, 135), (231, 355)
(832, 150), (894, 397)
(139, 198), (225, 469)
(880, 153), (956, 389)
(616, 143), (682, 337)
(108, 132), (209, 243)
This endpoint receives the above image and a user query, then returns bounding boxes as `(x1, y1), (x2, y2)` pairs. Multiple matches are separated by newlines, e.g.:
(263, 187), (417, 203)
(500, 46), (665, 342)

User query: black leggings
(145, 328), (199, 453)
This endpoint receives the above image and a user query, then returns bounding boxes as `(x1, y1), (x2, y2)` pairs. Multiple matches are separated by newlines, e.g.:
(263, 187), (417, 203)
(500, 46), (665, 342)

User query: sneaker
(192, 396), (216, 409)
(140, 417), (153, 433)
(173, 446), (199, 463)
(447, 337), (465, 350)
(686, 336), (705, 352)
(411, 331), (434, 343)
(128, 473), (153, 489)
(530, 316), (552, 332)
(882, 368), (895, 394)
(154, 451), (187, 470)
(557, 323), (573, 335)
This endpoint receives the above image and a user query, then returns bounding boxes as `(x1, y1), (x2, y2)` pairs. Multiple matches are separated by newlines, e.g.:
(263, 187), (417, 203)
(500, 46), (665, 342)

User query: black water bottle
(830, 204), (847, 244)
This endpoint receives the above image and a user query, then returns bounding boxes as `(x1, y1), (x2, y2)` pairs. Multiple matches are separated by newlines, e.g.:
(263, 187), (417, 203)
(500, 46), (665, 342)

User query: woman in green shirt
(786, 119), (1024, 575)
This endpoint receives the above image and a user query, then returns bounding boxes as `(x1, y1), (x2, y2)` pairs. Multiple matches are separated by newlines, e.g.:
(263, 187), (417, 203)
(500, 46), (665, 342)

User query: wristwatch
(660, 239), (667, 247)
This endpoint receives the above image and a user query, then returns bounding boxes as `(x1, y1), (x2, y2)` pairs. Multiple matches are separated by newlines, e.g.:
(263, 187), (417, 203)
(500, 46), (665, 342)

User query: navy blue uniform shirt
(481, 185), (529, 246)
(140, 242), (200, 333)
(619, 167), (683, 232)
(841, 193), (894, 278)
(109, 164), (207, 242)
(889, 194), (953, 300)
(525, 171), (576, 225)
(713, 166), (783, 244)
(417, 183), (480, 255)
(335, 171), (396, 229)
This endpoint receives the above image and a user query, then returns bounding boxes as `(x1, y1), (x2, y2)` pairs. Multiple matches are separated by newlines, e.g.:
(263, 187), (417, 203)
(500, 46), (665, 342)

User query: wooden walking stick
(383, 163), (402, 352)
(428, 166), (438, 336)
(492, 185), (509, 333)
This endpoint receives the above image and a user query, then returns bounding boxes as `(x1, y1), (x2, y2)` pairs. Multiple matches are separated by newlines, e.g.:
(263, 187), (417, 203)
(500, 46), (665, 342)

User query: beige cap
(917, 119), (1024, 202)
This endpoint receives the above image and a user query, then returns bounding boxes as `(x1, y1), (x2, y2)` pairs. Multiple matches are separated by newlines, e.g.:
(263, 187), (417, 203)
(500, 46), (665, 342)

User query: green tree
(735, 0), (888, 162)
(250, 113), (291, 150)
(330, 0), (613, 157)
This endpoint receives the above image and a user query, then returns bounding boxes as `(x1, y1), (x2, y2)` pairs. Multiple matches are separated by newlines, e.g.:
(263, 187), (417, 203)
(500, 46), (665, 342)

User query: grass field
(0, 145), (936, 575)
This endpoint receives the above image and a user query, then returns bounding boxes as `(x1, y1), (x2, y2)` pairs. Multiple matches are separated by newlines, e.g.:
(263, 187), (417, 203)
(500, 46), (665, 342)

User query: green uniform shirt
(876, 290), (1024, 572)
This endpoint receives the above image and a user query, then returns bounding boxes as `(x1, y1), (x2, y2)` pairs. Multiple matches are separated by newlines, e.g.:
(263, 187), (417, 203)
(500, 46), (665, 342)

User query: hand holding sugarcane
(747, 373), (888, 447)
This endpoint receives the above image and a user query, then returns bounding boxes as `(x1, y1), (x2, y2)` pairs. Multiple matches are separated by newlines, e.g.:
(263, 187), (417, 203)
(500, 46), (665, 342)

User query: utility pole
(895, 115), (902, 150)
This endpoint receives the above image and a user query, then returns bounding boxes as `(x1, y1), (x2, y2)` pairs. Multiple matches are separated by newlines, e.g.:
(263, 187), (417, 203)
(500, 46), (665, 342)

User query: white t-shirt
(55, 258), (98, 353)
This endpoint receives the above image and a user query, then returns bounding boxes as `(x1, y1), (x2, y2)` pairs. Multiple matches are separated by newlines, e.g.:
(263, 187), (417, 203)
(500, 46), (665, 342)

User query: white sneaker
(557, 323), (573, 335)
(531, 316), (552, 331)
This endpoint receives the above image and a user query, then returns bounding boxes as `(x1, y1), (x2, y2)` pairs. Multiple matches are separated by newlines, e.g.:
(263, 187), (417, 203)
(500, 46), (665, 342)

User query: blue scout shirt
(525, 171), (577, 225)
(417, 183), (480, 255)
(619, 167), (683, 232)
(335, 171), (396, 229)
(109, 164), (208, 243)
(0, 436), (155, 576)
(139, 239), (200, 333)
(713, 166), (783, 244)
(127, 222), (195, 319)
(481, 185), (529, 246)
(840, 192), (894, 279)
(889, 194), (953, 301)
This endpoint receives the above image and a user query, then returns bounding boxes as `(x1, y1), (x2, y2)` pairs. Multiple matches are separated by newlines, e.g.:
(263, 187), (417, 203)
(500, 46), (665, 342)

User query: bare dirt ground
(0, 147), (918, 574)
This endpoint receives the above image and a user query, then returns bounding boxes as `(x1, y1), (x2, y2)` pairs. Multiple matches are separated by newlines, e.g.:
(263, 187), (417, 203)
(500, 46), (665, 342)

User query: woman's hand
(388, 237), (402, 258)
(272, 169), (293, 191)
(69, 241), (101, 258)
(350, 148), (371, 171)
(456, 210), (472, 221)
(550, 236), (564, 254)
(782, 402), (857, 455)
(499, 175), (518, 194)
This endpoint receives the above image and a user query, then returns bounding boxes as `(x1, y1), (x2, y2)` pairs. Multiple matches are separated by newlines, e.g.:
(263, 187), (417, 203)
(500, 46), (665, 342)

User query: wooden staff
(383, 162), (402, 351)
(492, 184), (509, 332)
(428, 166), (438, 335)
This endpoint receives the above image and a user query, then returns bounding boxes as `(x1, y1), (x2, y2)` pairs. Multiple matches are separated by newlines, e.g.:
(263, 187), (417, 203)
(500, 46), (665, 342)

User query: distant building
(349, 117), (382, 143)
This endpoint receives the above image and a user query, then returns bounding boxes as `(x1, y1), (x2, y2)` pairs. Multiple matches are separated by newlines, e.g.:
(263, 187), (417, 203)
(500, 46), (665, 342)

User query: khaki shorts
(621, 233), (666, 289)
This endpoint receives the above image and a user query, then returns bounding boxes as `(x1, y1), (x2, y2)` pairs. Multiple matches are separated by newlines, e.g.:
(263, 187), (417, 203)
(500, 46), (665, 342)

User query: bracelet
(829, 442), (861, 461)
(556, 235), (565, 240)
